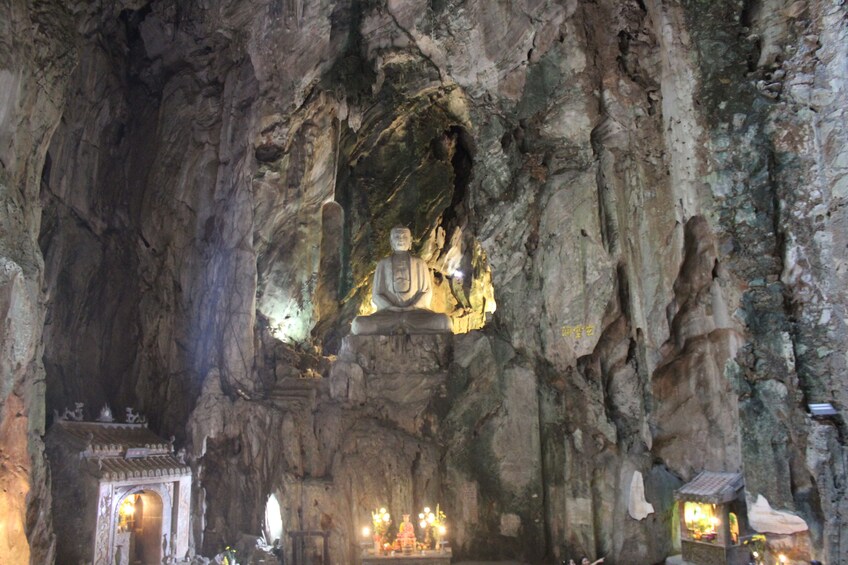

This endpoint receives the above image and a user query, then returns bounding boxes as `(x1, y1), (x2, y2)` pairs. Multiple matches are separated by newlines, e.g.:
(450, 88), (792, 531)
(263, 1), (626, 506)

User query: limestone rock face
(652, 216), (742, 478)
(1, 0), (847, 563)
(748, 494), (809, 535)
(330, 334), (451, 435)
(0, 1), (78, 562)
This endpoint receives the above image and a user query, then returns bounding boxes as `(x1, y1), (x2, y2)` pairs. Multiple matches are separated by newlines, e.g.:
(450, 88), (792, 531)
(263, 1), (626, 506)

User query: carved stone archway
(110, 483), (173, 564)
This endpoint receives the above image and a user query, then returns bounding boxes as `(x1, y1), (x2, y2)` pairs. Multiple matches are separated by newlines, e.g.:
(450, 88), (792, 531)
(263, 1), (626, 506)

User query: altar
(361, 548), (452, 565)
(360, 506), (451, 565)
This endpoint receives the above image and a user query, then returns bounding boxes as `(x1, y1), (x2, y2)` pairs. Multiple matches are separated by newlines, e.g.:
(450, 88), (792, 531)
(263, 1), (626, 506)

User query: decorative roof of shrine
(87, 454), (190, 481)
(53, 420), (172, 456)
(50, 418), (190, 483)
(675, 471), (744, 504)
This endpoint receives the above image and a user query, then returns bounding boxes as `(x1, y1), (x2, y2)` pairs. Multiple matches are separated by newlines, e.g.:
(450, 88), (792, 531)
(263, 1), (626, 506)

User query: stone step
(267, 377), (326, 404)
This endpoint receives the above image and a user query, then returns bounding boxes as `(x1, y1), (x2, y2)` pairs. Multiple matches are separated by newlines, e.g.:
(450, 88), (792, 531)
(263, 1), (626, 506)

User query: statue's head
(390, 226), (412, 252)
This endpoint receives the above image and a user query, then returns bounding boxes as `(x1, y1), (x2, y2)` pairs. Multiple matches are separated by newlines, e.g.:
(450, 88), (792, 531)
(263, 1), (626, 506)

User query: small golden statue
(396, 514), (416, 554)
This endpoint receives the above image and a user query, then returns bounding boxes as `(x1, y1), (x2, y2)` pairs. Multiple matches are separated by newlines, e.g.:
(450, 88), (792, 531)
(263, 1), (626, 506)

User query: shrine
(46, 407), (192, 565)
(675, 471), (749, 565)
(361, 506), (451, 565)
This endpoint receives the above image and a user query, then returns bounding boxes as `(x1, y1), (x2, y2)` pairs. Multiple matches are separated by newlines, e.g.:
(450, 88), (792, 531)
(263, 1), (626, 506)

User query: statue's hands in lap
(374, 291), (423, 311)
(397, 290), (426, 310)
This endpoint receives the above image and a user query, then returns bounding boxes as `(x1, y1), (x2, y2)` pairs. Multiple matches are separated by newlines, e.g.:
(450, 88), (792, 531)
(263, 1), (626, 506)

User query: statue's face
(390, 228), (412, 251)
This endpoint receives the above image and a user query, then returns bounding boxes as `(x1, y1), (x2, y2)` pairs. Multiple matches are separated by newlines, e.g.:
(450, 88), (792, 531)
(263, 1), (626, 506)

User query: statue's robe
(372, 253), (433, 310)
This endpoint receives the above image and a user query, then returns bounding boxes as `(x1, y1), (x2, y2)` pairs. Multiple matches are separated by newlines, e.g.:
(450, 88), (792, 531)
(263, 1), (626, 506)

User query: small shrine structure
(46, 406), (191, 565)
(675, 471), (749, 565)
(360, 506), (451, 565)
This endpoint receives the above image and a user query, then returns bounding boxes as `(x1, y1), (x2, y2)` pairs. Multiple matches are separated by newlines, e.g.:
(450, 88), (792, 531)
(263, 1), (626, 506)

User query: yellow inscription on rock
(561, 325), (595, 338)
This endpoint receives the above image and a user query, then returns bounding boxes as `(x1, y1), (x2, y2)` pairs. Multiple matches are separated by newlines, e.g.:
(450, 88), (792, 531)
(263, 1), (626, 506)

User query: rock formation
(0, 0), (846, 563)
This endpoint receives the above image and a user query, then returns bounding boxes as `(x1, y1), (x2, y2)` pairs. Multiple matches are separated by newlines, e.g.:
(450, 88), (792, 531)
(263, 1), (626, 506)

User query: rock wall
(0, 0), (845, 563)
(0, 0), (80, 562)
(673, 0), (848, 559)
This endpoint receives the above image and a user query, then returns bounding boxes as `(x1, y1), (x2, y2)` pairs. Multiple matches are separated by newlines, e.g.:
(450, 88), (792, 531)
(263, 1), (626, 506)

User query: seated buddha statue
(396, 514), (416, 553)
(350, 226), (452, 335)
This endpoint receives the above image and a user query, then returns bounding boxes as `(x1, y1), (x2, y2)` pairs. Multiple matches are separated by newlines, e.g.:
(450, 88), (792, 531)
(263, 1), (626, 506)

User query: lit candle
(362, 526), (371, 538)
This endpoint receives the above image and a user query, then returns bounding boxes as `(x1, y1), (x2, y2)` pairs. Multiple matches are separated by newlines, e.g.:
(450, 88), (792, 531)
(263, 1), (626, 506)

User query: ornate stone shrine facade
(46, 411), (191, 565)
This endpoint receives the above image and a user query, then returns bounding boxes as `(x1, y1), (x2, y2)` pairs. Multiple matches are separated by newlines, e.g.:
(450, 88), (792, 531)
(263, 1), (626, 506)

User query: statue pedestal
(329, 334), (451, 436)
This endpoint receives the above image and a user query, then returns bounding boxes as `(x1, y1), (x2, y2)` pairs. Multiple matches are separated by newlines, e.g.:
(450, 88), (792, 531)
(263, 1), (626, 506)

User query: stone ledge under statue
(337, 334), (452, 374)
(329, 333), (451, 436)
(351, 226), (452, 336)
(351, 308), (452, 335)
